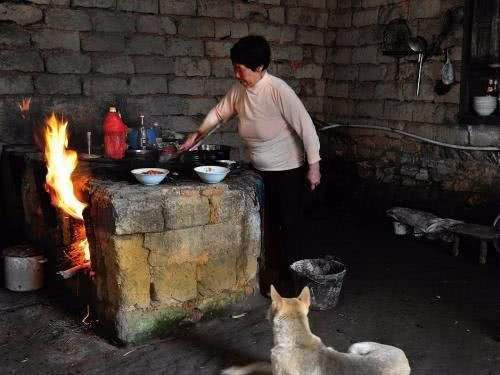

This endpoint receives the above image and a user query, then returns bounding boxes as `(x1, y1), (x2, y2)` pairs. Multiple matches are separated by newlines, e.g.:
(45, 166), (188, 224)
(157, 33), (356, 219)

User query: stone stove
(2, 146), (263, 343)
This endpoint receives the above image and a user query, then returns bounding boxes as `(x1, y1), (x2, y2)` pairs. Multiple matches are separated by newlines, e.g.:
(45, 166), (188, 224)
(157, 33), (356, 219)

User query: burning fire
(43, 113), (90, 263)
(18, 97), (31, 119)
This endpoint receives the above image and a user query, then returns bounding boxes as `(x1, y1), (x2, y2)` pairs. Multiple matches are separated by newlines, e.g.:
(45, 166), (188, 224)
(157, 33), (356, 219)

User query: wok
(176, 144), (231, 165)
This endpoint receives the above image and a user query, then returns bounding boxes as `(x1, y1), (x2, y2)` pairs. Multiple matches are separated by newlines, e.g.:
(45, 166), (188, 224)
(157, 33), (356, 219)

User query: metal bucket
(3, 245), (47, 292)
(393, 221), (408, 235)
(290, 256), (346, 310)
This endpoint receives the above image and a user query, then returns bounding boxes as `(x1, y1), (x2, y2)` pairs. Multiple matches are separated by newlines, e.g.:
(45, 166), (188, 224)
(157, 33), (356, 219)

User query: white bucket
(392, 221), (408, 235)
(4, 252), (47, 292)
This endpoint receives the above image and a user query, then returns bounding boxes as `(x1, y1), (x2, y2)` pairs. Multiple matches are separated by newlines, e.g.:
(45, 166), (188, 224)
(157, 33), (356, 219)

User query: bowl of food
(131, 168), (169, 185)
(194, 165), (230, 184)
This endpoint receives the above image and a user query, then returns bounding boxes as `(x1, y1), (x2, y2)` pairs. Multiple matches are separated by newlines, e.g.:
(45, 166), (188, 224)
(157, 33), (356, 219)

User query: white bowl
(194, 165), (230, 184)
(474, 101), (496, 106)
(473, 95), (496, 103)
(475, 107), (496, 116)
(131, 168), (169, 185)
(474, 103), (496, 108)
(473, 96), (497, 116)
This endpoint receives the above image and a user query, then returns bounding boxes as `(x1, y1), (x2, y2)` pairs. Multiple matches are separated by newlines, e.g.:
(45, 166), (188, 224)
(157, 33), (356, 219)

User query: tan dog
(222, 286), (411, 375)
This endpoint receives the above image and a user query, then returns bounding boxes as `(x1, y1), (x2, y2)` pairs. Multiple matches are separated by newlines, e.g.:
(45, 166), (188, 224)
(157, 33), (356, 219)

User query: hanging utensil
(408, 37), (427, 96)
(159, 115), (222, 164)
(382, 19), (412, 81)
(189, 122), (223, 151)
(435, 48), (456, 96)
(416, 53), (424, 96)
(441, 48), (454, 85)
(382, 18), (411, 53)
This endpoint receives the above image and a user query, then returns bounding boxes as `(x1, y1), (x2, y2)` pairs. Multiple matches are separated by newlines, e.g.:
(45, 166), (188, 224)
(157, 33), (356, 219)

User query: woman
(179, 35), (321, 294)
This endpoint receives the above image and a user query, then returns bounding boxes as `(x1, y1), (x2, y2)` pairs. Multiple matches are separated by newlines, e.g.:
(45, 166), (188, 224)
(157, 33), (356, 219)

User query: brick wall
(3, 0), (499, 218)
(324, 0), (463, 131)
(0, 0), (333, 158)
(323, 0), (500, 218)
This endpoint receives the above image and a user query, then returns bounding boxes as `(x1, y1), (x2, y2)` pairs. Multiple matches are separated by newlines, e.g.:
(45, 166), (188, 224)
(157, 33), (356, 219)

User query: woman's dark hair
(230, 35), (271, 71)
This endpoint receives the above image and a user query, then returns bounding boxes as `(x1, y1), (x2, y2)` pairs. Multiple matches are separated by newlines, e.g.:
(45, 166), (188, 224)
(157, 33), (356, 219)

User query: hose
(314, 119), (500, 152)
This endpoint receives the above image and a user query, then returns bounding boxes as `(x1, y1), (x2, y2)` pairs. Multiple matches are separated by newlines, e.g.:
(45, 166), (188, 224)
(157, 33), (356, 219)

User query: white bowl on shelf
(131, 168), (169, 185)
(194, 165), (230, 184)
(473, 96), (497, 116)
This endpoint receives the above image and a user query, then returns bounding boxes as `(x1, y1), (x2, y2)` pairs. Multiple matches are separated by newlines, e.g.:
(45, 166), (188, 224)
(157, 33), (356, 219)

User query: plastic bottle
(151, 122), (161, 146)
(487, 79), (496, 96)
(103, 107), (128, 159)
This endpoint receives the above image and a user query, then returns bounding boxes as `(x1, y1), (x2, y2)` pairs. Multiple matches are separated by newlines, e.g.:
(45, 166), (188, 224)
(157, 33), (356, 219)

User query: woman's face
(233, 64), (264, 87)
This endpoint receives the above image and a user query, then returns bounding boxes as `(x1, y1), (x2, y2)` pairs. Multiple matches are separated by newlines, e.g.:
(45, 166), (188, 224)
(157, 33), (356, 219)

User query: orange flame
(18, 97), (31, 119)
(43, 113), (90, 262)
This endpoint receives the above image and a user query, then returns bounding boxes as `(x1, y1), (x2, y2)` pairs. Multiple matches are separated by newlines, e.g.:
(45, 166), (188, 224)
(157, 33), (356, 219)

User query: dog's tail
(221, 361), (272, 375)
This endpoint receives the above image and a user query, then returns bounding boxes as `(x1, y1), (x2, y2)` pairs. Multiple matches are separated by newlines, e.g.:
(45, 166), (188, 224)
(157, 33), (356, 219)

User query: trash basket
(392, 221), (408, 235)
(290, 256), (346, 310)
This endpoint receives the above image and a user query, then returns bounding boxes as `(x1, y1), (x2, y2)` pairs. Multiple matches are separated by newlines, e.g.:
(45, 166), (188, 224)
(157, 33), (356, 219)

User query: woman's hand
(178, 131), (201, 152)
(307, 162), (321, 191)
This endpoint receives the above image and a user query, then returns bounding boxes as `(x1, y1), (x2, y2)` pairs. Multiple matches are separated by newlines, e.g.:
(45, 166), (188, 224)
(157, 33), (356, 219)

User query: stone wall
(323, 0), (500, 219)
(0, 0), (333, 159)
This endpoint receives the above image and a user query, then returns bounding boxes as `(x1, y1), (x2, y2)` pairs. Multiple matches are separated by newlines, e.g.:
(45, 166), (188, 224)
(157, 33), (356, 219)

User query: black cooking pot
(177, 144), (231, 164)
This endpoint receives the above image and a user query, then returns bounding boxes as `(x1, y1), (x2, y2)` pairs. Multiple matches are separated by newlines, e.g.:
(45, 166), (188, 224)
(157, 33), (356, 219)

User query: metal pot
(3, 245), (47, 292)
(178, 144), (231, 165)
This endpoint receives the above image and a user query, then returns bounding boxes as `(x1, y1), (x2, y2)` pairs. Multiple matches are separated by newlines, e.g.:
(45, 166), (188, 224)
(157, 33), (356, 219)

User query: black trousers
(258, 165), (306, 281)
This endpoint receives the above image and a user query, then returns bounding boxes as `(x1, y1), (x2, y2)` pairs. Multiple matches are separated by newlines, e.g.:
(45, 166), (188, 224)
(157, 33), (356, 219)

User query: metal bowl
(178, 144), (231, 165)
(216, 159), (238, 169)
(127, 149), (155, 155)
(195, 144), (230, 151)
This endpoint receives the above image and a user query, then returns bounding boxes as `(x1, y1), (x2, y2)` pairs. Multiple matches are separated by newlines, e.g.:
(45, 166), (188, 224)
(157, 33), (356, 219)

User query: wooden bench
(448, 214), (500, 264)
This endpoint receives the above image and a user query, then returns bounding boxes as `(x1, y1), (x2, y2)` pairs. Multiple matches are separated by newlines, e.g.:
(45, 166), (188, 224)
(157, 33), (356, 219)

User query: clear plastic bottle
(152, 122), (162, 147)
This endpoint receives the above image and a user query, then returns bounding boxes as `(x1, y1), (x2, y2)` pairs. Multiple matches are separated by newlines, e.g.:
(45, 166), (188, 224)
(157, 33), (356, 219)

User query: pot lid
(2, 244), (42, 258)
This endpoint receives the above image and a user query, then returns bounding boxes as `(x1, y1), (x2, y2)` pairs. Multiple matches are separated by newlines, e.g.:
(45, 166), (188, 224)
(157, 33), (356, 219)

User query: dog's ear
(270, 285), (282, 304)
(297, 286), (311, 307)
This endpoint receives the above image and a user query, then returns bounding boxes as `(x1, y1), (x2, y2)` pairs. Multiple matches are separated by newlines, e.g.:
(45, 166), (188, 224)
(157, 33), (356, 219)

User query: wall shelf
(460, 0), (500, 124)
(459, 113), (500, 126)
(382, 50), (413, 58)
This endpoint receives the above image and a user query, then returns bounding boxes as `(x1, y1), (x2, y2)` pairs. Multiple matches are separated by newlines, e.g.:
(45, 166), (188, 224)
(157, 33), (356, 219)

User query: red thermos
(103, 107), (127, 159)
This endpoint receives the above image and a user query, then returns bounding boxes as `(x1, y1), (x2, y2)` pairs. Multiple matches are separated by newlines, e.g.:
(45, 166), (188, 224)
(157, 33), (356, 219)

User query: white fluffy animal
(222, 286), (410, 375)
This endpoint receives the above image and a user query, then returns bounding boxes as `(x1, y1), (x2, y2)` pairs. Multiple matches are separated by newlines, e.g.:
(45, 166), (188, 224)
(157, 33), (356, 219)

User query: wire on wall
(314, 119), (500, 152)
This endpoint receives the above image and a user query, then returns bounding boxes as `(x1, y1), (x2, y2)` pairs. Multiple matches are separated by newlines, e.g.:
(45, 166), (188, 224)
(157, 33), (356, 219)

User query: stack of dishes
(473, 96), (497, 116)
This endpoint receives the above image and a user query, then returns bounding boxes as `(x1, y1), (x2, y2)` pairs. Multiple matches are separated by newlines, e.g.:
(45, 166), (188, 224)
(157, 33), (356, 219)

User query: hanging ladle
(408, 36), (427, 96)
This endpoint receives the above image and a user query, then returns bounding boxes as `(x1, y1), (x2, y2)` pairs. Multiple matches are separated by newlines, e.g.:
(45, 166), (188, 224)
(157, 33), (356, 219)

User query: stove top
(78, 152), (244, 185)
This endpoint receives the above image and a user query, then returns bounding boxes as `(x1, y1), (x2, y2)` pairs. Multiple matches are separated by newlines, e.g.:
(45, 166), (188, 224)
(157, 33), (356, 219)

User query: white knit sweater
(203, 72), (321, 171)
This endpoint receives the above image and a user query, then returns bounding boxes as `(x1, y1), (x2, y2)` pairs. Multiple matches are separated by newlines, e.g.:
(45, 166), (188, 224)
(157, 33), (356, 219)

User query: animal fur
(222, 286), (411, 375)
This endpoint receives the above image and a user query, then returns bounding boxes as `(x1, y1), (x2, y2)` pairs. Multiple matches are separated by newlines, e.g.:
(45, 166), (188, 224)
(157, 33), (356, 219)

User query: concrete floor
(1, 206), (500, 375)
